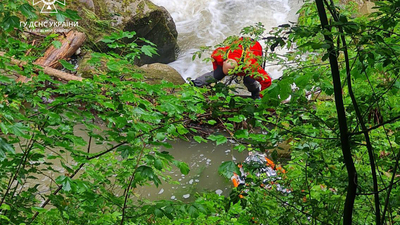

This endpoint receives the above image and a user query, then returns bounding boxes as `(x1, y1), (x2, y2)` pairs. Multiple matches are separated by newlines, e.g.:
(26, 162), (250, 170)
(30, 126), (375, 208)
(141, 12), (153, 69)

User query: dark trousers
(192, 65), (260, 99)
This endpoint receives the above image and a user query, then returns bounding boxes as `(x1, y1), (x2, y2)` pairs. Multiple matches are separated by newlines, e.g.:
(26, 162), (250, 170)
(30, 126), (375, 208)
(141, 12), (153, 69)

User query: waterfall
(151, 0), (303, 81)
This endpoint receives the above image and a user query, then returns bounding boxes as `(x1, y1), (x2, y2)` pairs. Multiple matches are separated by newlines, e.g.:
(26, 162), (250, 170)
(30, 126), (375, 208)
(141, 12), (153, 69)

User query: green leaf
(0, 215), (10, 222)
(137, 166), (162, 187)
(156, 151), (174, 162)
(0, 204), (10, 211)
(31, 207), (47, 213)
(59, 60), (76, 71)
(0, 75), (13, 83)
(173, 161), (190, 175)
(164, 206), (174, 220)
(207, 120), (217, 125)
(102, 31), (135, 43)
(117, 145), (132, 158)
(3, 15), (20, 31)
(64, 9), (81, 21)
(188, 205), (199, 218)
(234, 130), (249, 139)
(193, 203), (207, 214)
(229, 97), (236, 108)
(193, 136), (208, 143)
(141, 45), (158, 57)
(52, 41), (62, 49)
(106, 60), (125, 72)
(0, 123), (7, 134)
(56, 176), (72, 192)
(55, 12), (66, 22)
(63, 179), (71, 191)
(245, 105), (255, 116)
(137, 166), (154, 178)
(154, 208), (164, 217)
(0, 147), (10, 161)
(101, 101), (115, 110)
(155, 132), (166, 141)
(321, 43), (331, 49)
(295, 74), (309, 88)
(207, 134), (227, 145)
(154, 158), (163, 170)
(61, 161), (74, 174)
(9, 123), (30, 139)
(234, 144), (246, 152)
(218, 161), (239, 179)
(265, 82), (279, 98)
(322, 53), (330, 61)
(278, 80), (291, 100)
(176, 124), (189, 135)
(0, 137), (15, 157)
(20, 3), (37, 19)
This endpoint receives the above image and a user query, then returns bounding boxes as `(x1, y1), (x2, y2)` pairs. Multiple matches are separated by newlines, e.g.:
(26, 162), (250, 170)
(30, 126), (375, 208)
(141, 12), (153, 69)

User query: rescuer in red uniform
(191, 37), (272, 99)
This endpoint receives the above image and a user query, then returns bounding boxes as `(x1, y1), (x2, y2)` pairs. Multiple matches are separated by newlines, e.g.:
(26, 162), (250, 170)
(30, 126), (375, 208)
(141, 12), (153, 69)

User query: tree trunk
(315, 1), (358, 224)
(35, 31), (86, 68)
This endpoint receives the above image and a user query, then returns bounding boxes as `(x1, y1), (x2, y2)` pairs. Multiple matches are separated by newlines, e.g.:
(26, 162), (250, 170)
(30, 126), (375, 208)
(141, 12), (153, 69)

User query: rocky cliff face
(77, 0), (178, 65)
(122, 3), (179, 65)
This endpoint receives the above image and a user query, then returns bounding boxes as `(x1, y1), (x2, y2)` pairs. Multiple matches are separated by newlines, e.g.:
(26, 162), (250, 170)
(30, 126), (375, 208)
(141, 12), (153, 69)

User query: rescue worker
(191, 37), (272, 99)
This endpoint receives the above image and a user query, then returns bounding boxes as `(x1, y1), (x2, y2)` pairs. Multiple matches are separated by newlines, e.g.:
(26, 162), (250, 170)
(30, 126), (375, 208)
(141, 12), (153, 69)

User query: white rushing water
(151, 0), (303, 81)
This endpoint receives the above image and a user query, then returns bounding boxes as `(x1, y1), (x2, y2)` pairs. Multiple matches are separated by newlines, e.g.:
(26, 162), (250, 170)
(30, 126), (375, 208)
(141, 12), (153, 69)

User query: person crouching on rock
(191, 37), (272, 99)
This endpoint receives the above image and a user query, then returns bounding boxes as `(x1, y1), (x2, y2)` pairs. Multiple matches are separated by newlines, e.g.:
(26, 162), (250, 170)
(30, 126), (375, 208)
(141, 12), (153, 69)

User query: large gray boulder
(77, 51), (184, 85)
(139, 63), (185, 85)
(76, 0), (178, 65)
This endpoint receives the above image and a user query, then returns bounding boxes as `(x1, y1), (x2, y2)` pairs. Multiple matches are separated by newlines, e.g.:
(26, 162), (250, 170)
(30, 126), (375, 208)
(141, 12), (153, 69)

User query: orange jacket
(211, 38), (272, 92)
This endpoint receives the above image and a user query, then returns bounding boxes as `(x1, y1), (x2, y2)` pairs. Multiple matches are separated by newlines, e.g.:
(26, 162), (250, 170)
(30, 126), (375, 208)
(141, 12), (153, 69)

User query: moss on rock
(72, 0), (178, 65)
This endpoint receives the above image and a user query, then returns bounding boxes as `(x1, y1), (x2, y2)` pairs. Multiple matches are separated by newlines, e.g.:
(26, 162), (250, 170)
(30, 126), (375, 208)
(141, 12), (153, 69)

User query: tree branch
(120, 143), (146, 225)
(28, 116), (196, 223)
(315, 1), (357, 224)
(0, 52), (83, 82)
(326, 0), (382, 222)
(349, 115), (400, 136)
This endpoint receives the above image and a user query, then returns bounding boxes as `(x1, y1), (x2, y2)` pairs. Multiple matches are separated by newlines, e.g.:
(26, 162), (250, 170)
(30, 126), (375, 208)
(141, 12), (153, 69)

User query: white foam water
(151, 0), (303, 81)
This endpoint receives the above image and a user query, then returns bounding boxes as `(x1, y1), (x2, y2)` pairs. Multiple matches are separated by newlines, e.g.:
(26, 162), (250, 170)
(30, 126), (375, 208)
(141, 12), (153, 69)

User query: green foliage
(218, 161), (239, 179)
(0, 6), (198, 224)
(1, 0), (400, 224)
(0, 138), (15, 162)
(101, 31), (158, 62)
(188, 0), (400, 223)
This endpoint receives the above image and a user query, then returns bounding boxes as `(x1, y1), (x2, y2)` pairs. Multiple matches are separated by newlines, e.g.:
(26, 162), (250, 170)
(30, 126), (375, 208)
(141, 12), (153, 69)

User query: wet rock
(71, 0), (178, 65)
(95, 0), (178, 65)
(339, 0), (377, 15)
(77, 51), (184, 85)
(139, 63), (185, 85)
(359, 1), (377, 15)
(76, 52), (98, 79)
(78, 0), (95, 10)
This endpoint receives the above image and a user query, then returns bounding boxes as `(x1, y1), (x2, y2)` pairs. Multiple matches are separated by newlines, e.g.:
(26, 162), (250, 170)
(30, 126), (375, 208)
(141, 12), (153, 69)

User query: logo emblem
(33, 0), (65, 14)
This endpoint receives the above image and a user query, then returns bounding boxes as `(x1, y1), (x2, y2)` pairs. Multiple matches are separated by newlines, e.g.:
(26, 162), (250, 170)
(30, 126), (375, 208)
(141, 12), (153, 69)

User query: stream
(135, 140), (248, 201)
(136, 0), (303, 201)
(31, 125), (247, 202)
(151, 0), (303, 81)
(28, 0), (303, 202)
